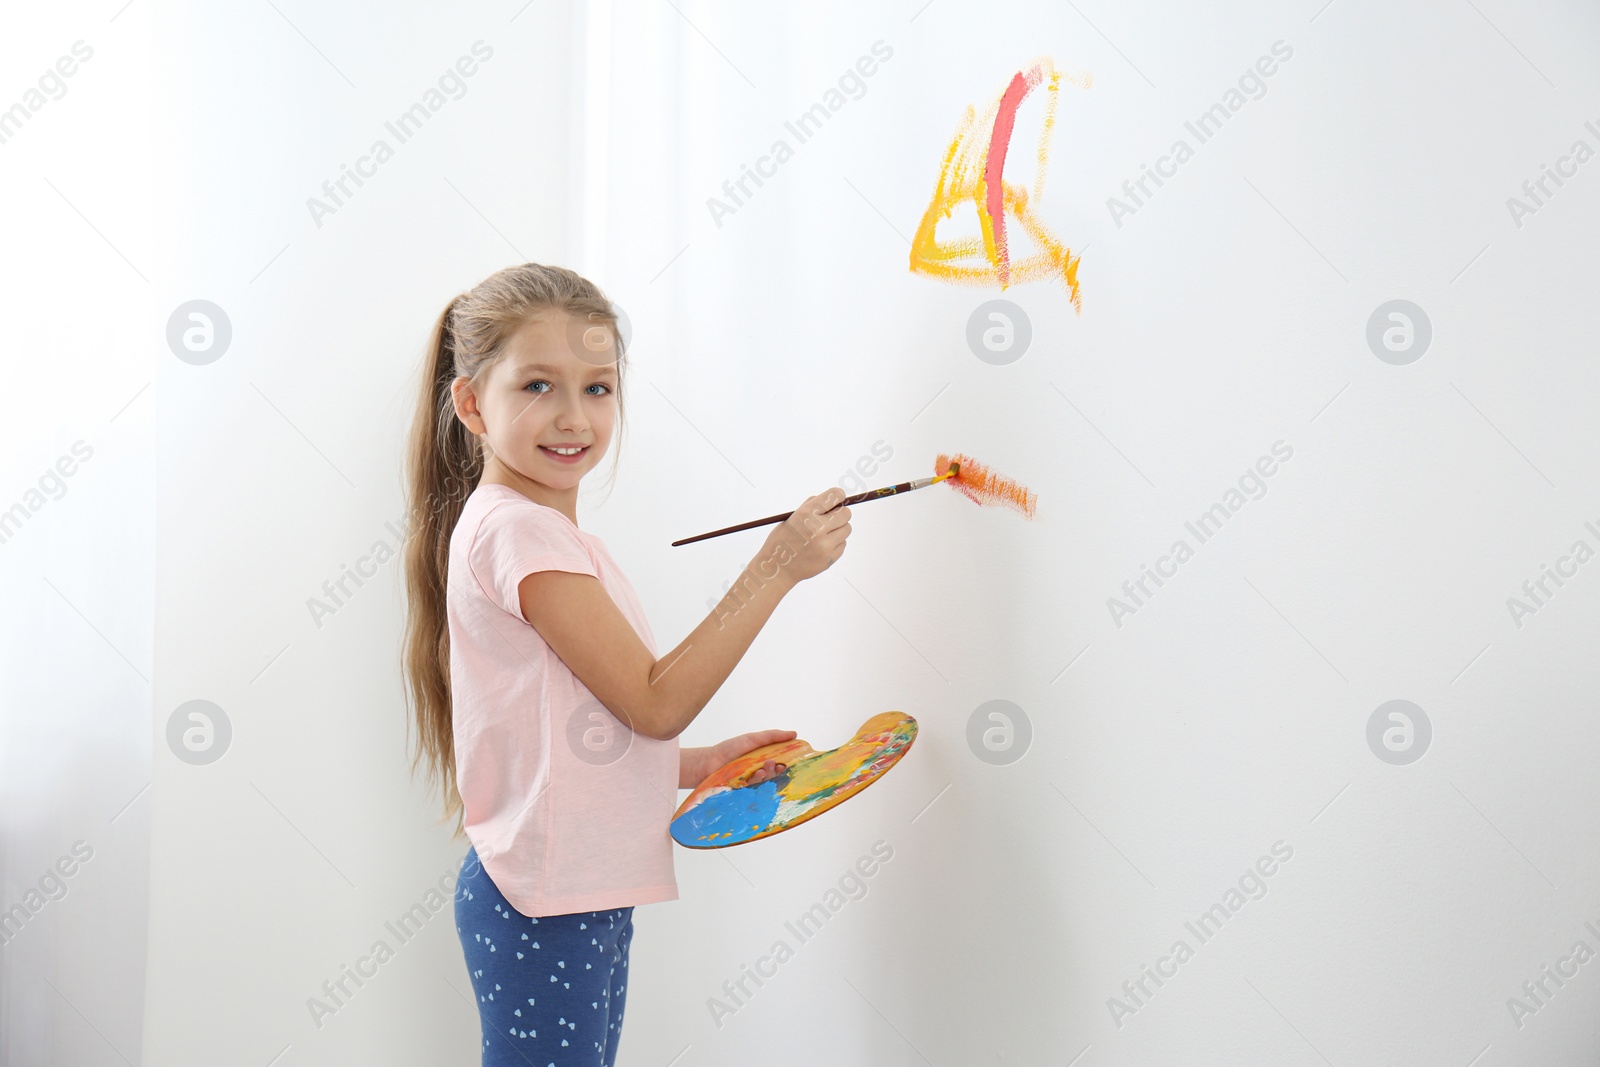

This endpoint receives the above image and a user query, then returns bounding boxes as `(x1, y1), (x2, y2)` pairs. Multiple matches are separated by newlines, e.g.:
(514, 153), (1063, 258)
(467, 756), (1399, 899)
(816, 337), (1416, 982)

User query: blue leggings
(454, 845), (635, 1067)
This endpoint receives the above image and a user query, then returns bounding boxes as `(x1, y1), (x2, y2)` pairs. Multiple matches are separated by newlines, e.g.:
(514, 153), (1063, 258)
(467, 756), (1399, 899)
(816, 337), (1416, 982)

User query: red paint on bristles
(935, 453), (1037, 519)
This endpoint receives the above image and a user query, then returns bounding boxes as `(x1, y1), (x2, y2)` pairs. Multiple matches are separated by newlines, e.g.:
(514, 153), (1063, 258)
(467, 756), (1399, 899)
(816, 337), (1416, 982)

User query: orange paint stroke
(936, 452), (1038, 519)
(910, 58), (1092, 311)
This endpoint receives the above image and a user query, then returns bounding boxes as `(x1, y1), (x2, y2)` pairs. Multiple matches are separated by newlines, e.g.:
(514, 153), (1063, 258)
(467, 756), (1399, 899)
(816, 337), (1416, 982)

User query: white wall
(0, 6), (154, 1064)
(6, 1), (1600, 1064)
(592, 3), (1600, 1066)
(142, 1), (583, 1064)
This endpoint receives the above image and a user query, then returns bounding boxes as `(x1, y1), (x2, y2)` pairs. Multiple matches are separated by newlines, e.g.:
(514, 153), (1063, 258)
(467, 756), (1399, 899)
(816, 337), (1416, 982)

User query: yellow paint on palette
(910, 58), (1092, 311)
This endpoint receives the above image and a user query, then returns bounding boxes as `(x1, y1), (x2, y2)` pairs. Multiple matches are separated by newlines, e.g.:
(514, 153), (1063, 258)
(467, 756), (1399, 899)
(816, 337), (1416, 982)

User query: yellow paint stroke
(910, 58), (1092, 311)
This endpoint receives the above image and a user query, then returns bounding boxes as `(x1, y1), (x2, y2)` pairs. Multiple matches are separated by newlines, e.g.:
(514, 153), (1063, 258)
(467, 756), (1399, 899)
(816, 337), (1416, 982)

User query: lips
(539, 444), (589, 464)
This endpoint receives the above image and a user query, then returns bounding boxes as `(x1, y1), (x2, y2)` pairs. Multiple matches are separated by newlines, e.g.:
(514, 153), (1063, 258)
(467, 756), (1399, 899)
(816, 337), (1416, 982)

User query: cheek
(503, 394), (550, 431)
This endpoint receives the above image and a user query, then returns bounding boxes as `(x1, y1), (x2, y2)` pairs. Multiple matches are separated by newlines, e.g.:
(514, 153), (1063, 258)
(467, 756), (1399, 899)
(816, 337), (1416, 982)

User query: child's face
(471, 310), (619, 493)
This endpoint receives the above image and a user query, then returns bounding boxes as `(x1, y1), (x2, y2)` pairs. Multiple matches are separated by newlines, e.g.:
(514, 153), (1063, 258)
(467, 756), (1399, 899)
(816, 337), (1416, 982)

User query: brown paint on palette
(936, 452), (1037, 519)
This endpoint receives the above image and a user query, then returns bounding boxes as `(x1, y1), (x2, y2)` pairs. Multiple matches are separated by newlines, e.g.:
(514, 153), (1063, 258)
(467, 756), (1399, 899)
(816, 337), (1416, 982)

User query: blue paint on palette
(670, 779), (783, 846)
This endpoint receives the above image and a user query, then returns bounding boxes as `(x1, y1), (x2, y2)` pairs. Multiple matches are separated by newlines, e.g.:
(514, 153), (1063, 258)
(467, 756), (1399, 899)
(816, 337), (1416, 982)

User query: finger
(803, 514), (836, 540)
(818, 487), (845, 512)
(793, 503), (830, 535)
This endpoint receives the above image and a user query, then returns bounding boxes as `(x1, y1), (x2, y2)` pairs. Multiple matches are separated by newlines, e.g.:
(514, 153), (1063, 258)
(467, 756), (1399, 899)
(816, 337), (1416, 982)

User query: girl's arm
(518, 490), (851, 742)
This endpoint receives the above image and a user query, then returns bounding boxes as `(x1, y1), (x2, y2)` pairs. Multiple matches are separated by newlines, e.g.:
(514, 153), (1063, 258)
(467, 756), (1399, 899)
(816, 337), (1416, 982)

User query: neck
(478, 458), (579, 527)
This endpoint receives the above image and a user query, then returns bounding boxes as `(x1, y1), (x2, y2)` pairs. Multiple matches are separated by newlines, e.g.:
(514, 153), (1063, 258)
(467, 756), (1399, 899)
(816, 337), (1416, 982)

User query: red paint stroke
(984, 65), (1047, 287)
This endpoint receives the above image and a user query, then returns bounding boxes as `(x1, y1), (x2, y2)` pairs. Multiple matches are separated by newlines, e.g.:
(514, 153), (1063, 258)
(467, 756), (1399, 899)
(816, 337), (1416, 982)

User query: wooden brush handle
(671, 480), (919, 547)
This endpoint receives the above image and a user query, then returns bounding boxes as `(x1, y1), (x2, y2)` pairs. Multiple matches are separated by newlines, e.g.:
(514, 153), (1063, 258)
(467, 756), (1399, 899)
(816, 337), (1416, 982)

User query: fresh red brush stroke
(984, 67), (1042, 287)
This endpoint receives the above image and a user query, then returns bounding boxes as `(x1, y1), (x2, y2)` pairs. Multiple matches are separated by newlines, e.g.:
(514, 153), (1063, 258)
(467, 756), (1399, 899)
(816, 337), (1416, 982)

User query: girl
(401, 263), (852, 1066)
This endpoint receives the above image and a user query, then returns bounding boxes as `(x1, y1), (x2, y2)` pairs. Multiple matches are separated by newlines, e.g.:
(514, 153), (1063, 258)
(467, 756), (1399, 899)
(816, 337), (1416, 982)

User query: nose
(552, 388), (588, 433)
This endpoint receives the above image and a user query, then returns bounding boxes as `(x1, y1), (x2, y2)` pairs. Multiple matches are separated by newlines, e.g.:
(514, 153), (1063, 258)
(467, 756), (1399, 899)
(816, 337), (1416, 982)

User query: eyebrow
(509, 362), (617, 377)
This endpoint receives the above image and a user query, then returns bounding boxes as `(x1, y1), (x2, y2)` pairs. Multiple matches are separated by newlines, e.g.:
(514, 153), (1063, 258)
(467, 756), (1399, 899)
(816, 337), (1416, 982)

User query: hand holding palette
(670, 712), (918, 848)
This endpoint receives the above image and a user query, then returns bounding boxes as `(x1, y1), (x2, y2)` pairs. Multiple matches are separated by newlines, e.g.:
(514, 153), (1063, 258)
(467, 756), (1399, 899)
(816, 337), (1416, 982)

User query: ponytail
(401, 295), (480, 837)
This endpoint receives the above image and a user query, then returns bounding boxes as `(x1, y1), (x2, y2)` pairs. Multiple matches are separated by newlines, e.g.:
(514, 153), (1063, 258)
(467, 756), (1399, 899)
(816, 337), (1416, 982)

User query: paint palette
(670, 712), (918, 849)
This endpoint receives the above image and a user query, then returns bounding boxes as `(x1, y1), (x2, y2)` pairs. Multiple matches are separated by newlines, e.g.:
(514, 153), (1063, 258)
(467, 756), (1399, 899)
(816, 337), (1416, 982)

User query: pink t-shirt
(446, 482), (679, 916)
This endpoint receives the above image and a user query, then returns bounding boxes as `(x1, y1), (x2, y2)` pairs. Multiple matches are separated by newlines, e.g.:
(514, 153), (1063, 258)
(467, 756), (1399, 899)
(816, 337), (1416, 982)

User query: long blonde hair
(401, 262), (627, 836)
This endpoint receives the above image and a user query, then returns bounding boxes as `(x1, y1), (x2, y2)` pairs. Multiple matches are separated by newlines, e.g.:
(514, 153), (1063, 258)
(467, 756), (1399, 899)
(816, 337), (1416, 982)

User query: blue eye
(525, 379), (612, 396)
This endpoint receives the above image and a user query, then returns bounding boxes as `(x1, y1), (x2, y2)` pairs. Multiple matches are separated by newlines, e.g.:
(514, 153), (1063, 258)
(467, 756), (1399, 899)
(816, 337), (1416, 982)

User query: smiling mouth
(539, 444), (589, 461)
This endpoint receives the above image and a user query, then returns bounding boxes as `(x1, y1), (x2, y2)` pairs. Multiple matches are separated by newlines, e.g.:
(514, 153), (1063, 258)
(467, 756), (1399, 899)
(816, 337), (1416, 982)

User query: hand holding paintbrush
(672, 452), (1037, 547)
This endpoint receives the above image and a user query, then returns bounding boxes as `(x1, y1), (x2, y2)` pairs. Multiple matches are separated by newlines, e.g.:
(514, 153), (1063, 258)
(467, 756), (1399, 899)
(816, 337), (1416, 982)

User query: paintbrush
(671, 462), (961, 547)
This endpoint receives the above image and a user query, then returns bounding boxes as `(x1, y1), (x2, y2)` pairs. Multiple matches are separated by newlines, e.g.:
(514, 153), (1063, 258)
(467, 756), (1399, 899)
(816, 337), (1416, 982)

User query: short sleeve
(468, 498), (599, 618)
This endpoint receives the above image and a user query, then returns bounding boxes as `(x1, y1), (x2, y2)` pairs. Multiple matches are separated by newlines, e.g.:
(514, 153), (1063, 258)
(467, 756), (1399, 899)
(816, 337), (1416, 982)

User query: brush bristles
(934, 452), (1037, 518)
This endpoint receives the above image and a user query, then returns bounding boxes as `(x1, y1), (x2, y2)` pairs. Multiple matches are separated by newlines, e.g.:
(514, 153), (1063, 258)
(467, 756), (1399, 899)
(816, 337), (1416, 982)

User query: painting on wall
(910, 58), (1093, 311)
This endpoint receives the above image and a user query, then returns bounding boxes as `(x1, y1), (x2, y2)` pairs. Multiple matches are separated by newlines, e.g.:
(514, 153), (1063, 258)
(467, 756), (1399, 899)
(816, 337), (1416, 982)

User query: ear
(450, 376), (486, 435)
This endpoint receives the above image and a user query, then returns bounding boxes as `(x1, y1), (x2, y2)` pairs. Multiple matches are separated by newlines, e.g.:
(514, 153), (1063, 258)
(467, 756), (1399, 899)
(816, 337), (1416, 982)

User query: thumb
(739, 729), (797, 753)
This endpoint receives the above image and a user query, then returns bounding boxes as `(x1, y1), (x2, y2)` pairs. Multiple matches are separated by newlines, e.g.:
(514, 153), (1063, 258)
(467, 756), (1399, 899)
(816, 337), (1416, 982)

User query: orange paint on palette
(909, 58), (1092, 311)
(937, 453), (1038, 519)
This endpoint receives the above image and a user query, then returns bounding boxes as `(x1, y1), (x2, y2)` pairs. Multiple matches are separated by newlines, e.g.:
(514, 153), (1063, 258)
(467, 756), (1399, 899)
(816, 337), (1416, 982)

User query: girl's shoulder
(454, 485), (602, 573)
(470, 487), (596, 551)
